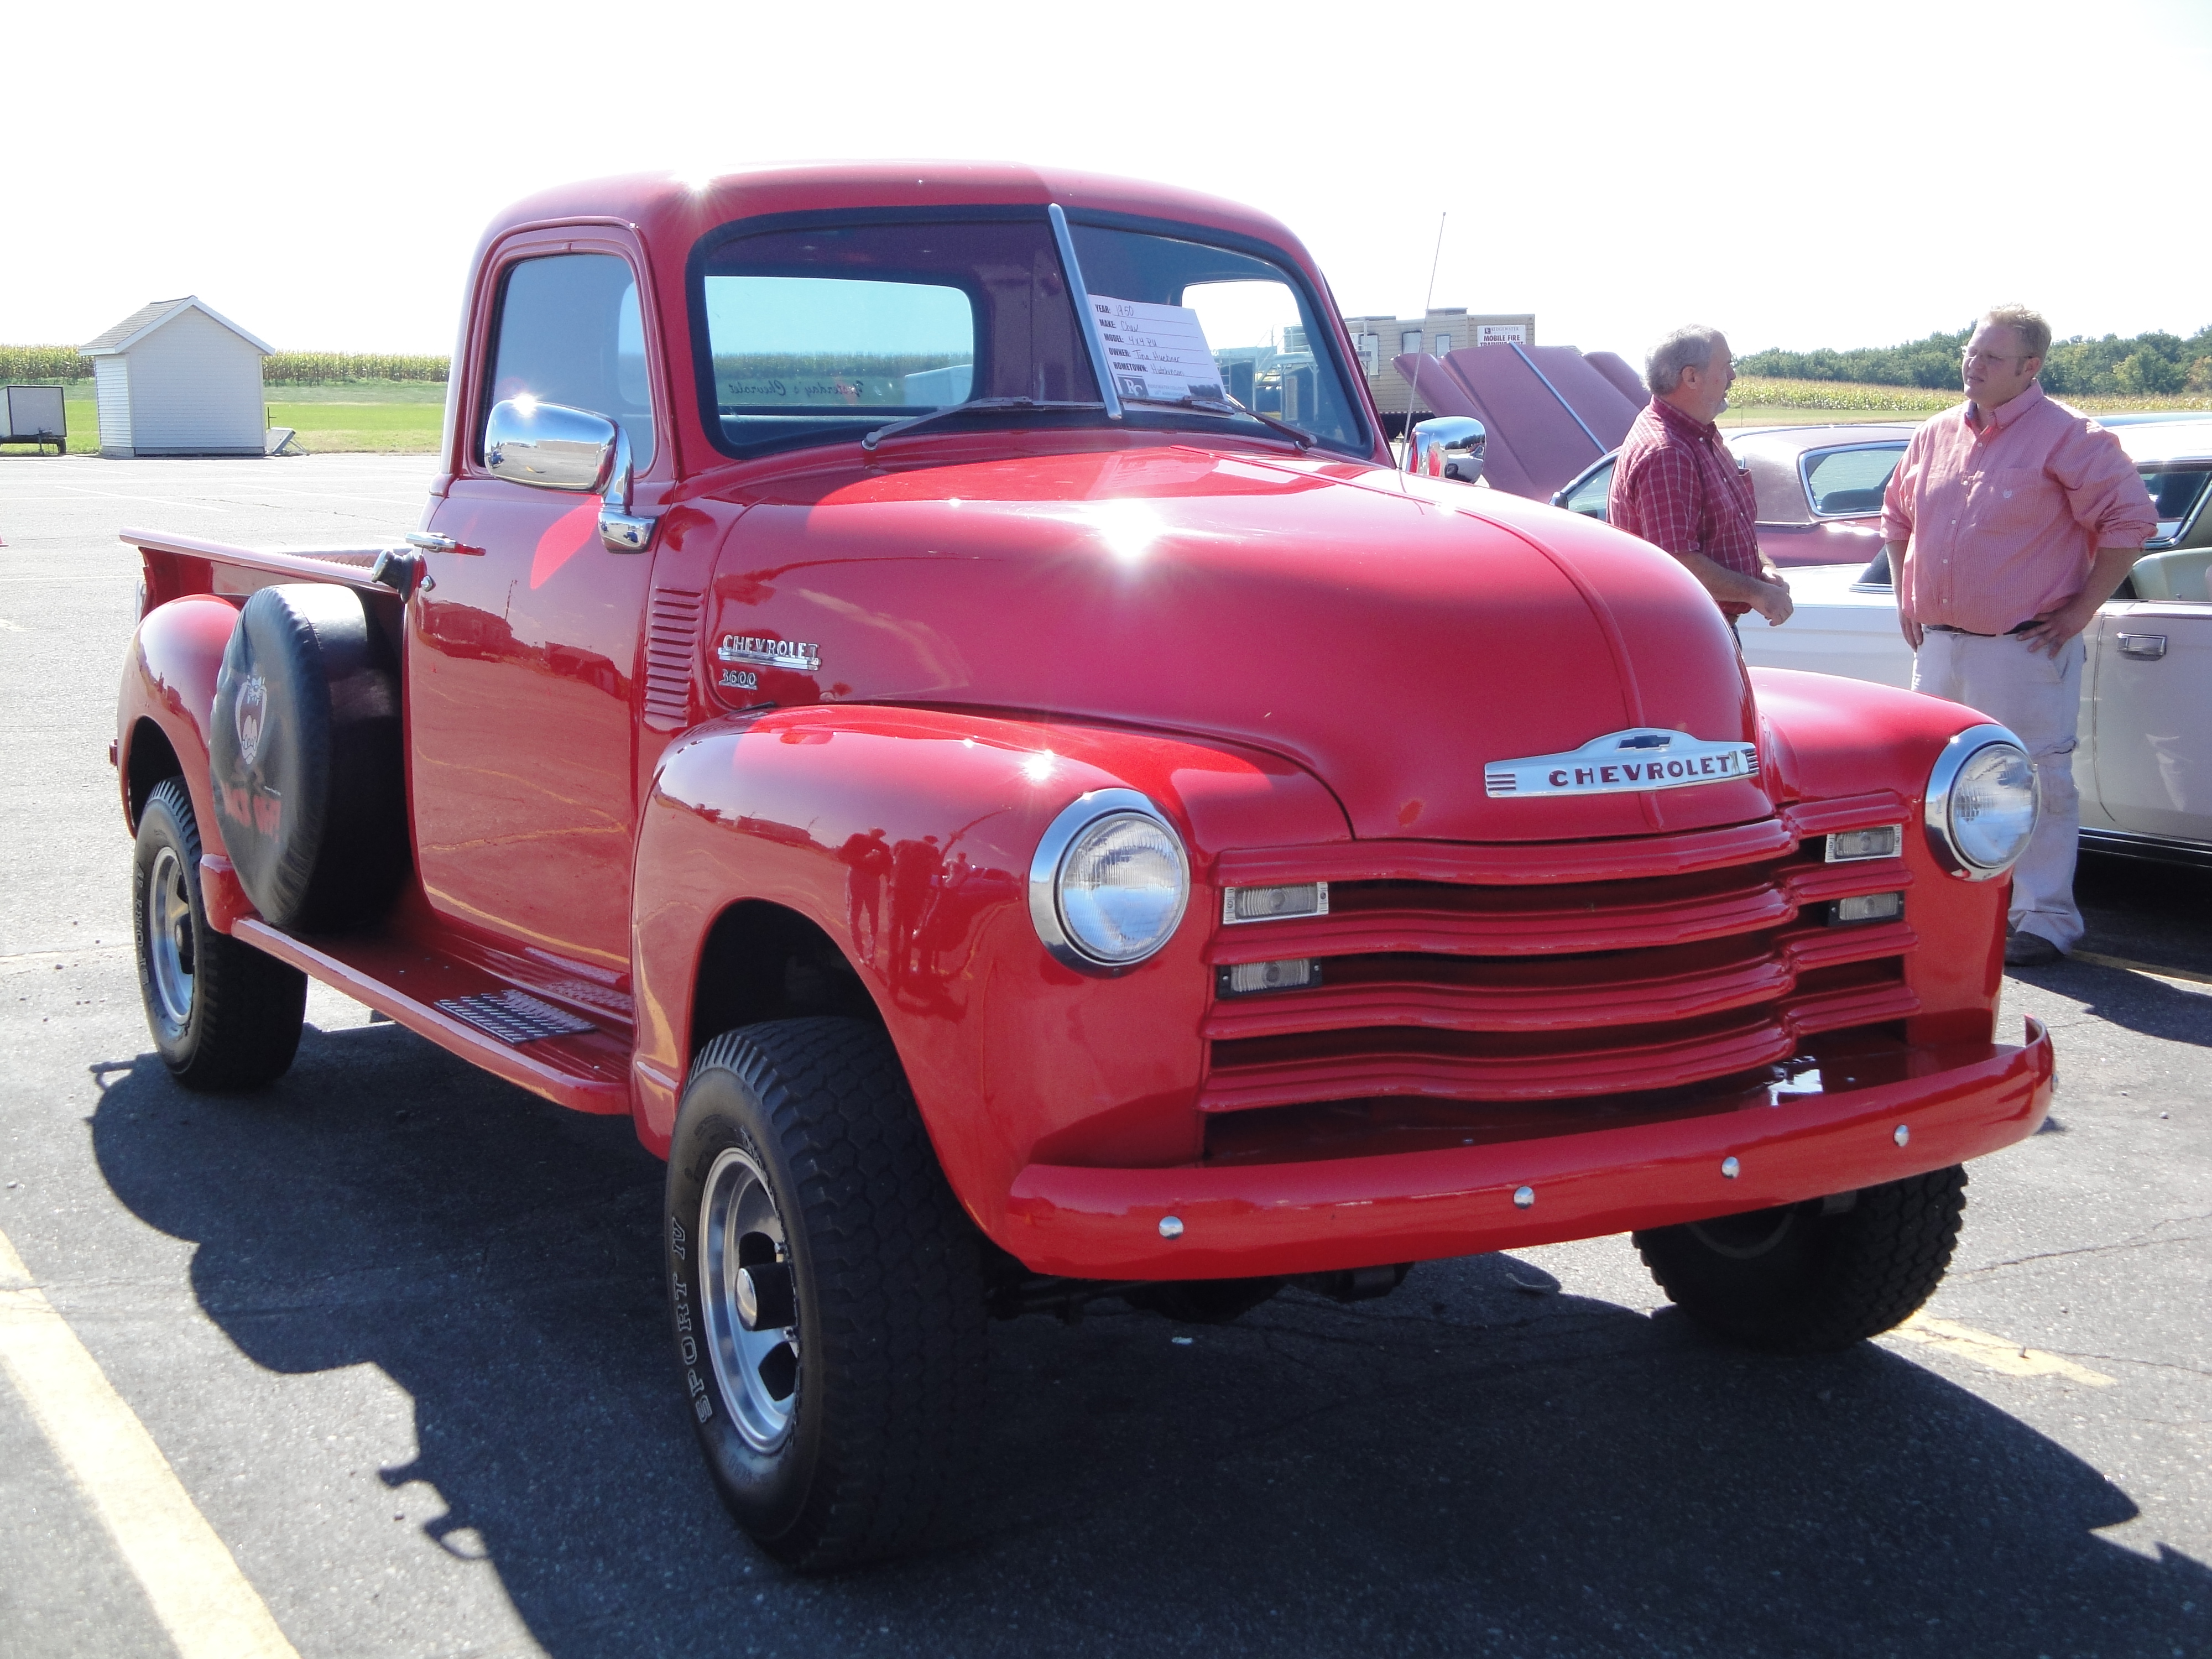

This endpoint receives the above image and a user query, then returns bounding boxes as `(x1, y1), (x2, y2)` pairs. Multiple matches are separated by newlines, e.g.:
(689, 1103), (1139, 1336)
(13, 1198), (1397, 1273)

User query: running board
(232, 919), (632, 1115)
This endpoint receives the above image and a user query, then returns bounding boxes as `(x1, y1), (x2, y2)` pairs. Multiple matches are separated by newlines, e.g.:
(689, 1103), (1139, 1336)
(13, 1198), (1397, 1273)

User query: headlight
(1029, 789), (1191, 972)
(1923, 724), (2038, 879)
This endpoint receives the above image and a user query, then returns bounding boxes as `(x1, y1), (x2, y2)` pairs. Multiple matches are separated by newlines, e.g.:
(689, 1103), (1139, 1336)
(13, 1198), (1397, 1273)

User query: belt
(1924, 620), (2036, 637)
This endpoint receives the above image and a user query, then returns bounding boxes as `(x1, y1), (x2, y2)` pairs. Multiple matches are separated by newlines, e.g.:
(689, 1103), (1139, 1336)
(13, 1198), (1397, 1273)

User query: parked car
(1553, 423), (1918, 569)
(1738, 419), (2212, 865)
(114, 163), (2055, 1571)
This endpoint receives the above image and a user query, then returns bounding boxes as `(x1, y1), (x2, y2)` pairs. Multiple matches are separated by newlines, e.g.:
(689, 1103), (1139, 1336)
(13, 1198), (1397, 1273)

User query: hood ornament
(1485, 728), (1759, 799)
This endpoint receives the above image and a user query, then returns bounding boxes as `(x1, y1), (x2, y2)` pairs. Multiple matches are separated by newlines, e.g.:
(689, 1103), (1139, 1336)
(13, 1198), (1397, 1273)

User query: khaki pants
(1912, 629), (2085, 952)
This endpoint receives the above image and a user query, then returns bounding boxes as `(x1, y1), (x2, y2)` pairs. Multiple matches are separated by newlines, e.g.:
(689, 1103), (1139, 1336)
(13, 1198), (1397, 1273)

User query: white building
(1341, 309), (1537, 418)
(77, 296), (273, 458)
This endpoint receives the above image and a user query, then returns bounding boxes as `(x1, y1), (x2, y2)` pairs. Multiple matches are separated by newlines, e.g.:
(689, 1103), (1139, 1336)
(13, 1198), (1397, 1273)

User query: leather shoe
(2004, 928), (2064, 967)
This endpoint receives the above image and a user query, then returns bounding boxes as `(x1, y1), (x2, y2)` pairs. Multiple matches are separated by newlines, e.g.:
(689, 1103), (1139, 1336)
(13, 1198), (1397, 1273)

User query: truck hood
(706, 444), (1768, 844)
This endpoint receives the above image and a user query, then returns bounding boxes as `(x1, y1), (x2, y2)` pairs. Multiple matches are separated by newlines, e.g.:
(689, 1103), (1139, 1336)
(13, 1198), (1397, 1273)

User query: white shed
(77, 296), (273, 458)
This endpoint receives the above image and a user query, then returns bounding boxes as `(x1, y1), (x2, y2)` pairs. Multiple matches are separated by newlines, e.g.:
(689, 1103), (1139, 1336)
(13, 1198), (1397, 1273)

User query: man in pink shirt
(1881, 306), (2156, 966)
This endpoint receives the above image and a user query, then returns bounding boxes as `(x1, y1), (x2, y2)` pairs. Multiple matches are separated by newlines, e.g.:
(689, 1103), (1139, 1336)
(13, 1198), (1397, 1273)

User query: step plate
(435, 990), (598, 1046)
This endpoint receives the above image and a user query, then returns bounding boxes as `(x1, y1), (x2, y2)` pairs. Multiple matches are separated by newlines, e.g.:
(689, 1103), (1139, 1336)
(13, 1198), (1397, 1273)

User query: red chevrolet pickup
(114, 163), (2052, 1569)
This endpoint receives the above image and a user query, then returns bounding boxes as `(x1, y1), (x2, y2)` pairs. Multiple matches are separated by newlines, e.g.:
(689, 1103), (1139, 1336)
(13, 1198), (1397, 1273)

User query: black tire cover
(209, 583), (406, 931)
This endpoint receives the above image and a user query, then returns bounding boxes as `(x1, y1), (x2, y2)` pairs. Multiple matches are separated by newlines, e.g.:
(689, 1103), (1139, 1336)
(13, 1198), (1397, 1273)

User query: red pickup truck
(114, 164), (2053, 1569)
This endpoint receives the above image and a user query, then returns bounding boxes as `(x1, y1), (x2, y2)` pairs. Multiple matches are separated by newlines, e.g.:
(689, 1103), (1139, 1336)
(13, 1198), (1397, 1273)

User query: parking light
(1223, 883), (1329, 924)
(1825, 826), (1902, 862)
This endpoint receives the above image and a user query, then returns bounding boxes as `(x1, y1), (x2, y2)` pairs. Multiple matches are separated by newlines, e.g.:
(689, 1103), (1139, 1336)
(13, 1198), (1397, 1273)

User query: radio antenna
(1399, 211), (1449, 462)
(1422, 212), (1446, 318)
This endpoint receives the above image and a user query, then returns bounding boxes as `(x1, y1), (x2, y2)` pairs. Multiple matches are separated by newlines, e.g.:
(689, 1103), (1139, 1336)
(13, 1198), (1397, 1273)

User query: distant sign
(1089, 295), (1224, 403)
(1477, 324), (1527, 346)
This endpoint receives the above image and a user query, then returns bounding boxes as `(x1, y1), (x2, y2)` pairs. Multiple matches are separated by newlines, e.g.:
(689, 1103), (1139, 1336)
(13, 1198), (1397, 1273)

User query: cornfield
(1732, 375), (2212, 416)
(263, 352), (448, 384)
(0, 346), (449, 384)
(0, 346), (90, 381)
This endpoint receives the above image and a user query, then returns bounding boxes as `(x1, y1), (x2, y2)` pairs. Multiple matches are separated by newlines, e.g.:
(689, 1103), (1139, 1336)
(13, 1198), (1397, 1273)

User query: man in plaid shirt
(1608, 326), (1792, 631)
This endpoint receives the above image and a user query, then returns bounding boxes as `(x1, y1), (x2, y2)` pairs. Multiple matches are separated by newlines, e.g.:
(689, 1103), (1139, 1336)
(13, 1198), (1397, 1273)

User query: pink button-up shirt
(1881, 382), (2155, 633)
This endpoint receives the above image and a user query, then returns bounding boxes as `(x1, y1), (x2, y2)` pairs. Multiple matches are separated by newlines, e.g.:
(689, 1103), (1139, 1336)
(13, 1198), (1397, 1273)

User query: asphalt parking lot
(2, 455), (2206, 1659)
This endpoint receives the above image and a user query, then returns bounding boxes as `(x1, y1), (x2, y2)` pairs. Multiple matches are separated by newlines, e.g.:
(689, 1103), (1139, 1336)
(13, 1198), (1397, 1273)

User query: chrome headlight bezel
(1027, 789), (1191, 974)
(1923, 723), (2039, 880)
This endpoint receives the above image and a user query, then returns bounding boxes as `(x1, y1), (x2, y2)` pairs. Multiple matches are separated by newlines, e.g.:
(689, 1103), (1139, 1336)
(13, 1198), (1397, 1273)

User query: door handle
(2117, 633), (2168, 660)
(407, 531), (486, 555)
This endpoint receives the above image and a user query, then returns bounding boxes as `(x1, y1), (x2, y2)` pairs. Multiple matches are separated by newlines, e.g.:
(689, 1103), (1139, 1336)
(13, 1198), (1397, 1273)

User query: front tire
(1634, 1166), (1968, 1353)
(132, 778), (307, 1090)
(666, 1018), (988, 1571)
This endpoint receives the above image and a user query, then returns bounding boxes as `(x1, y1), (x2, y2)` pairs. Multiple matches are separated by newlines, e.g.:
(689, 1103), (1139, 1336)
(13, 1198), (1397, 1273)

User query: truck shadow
(91, 1020), (2210, 1659)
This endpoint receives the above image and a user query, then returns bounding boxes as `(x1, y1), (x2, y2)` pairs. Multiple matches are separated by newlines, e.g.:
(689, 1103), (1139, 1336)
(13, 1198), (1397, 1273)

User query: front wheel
(132, 778), (307, 1090)
(666, 1018), (988, 1571)
(1634, 1166), (1968, 1353)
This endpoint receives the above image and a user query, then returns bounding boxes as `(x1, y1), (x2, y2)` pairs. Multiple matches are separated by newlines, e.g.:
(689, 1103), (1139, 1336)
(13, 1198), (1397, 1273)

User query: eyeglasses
(1961, 349), (2028, 366)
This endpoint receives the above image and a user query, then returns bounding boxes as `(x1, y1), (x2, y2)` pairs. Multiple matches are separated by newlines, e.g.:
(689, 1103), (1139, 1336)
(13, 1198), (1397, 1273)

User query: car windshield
(2141, 465), (2211, 546)
(695, 212), (1366, 459)
(1801, 444), (1905, 517)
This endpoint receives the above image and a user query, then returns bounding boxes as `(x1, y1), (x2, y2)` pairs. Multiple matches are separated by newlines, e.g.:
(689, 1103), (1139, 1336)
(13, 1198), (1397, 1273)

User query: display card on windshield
(1088, 296), (1224, 404)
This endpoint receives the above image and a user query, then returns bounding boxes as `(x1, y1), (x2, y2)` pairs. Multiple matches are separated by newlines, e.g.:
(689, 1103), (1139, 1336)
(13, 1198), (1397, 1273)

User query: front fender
(117, 593), (243, 852)
(629, 703), (1348, 1246)
(1753, 667), (2010, 1032)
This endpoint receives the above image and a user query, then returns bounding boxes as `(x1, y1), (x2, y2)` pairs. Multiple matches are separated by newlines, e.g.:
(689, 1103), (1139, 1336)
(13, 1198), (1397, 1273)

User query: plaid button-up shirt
(1608, 397), (1766, 617)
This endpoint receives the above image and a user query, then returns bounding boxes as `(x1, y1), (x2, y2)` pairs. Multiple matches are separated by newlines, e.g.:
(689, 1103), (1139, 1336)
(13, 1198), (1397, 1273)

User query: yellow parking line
(0, 1228), (299, 1659)
(2069, 949), (2212, 990)
(1888, 1311), (2116, 1386)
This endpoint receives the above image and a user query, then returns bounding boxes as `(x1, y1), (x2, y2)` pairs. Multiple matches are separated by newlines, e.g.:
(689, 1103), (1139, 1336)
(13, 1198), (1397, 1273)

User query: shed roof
(79, 296), (274, 357)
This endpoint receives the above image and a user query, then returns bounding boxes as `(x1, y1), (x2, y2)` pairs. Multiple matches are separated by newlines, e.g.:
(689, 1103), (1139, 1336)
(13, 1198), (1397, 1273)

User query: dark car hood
(706, 444), (1768, 844)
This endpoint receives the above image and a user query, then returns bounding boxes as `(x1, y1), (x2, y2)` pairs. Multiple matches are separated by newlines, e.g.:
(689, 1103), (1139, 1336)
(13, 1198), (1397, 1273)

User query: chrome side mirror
(484, 398), (656, 554)
(1406, 415), (1486, 484)
(485, 398), (617, 492)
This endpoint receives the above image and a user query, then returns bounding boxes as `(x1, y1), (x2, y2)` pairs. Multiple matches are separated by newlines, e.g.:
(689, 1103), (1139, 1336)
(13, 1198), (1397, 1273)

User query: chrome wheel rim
(144, 846), (195, 1035)
(700, 1146), (799, 1452)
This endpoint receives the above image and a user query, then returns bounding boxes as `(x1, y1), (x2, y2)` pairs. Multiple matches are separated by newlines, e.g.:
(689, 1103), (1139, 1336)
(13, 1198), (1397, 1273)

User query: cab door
(2088, 600), (2212, 842)
(410, 241), (665, 973)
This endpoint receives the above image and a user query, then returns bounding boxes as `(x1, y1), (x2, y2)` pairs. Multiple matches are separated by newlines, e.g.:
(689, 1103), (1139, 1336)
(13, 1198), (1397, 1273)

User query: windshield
(695, 211), (1366, 459)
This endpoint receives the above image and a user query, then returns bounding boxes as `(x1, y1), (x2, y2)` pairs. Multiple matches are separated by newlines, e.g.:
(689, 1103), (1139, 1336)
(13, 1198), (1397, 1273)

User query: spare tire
(210, 583), (406, 931)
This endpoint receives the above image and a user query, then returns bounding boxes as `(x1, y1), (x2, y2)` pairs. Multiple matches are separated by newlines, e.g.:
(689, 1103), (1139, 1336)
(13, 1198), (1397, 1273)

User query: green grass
(267, 401), (442, 453)
(1, 381), (447, 456)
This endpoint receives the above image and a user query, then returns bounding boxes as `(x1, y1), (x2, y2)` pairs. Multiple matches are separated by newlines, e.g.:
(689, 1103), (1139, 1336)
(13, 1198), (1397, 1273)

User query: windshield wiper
(1120, 393), (1314, 451)
(862, 397), (1105, 452)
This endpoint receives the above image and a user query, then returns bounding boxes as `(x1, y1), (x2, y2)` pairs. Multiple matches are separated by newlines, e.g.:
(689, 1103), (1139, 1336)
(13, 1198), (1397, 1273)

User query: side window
(486, 253), (655, 471)
(1801, 444), (1904, 517)
(1562, 460), (1614, 519)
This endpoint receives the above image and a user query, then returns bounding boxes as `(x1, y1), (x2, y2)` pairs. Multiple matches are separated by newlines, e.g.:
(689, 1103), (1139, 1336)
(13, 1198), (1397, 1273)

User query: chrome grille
(1203, 799), (1917, 1112)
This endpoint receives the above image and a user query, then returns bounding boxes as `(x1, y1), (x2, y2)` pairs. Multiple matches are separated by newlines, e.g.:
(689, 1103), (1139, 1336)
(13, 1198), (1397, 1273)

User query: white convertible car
(1739, 417), (2212, 865)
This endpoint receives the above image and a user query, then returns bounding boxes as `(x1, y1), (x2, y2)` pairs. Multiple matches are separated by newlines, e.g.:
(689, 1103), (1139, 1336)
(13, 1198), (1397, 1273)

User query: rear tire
(1634, 1166), (1968, 1353)
(666, 1018), (988, 1571)
(132, 778), (307, 1090)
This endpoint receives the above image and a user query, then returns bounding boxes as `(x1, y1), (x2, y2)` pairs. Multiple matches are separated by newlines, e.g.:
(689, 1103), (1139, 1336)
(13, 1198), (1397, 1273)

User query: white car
(1739, 417), (2212, 865)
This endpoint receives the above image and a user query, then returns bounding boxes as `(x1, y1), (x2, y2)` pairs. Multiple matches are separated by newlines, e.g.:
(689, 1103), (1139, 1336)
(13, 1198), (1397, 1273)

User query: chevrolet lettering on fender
(1485, 728), (1761, 797)
(111, 162), (2052, 1574)
(717, 634), (822, 672)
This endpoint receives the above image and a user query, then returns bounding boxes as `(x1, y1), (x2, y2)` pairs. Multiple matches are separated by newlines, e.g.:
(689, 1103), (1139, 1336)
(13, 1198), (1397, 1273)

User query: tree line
(1740, 326), (2212, 397)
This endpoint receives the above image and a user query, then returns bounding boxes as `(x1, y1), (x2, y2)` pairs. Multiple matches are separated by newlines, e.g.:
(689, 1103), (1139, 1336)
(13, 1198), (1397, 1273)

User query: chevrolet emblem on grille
(1485, 728), (1759, 798)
